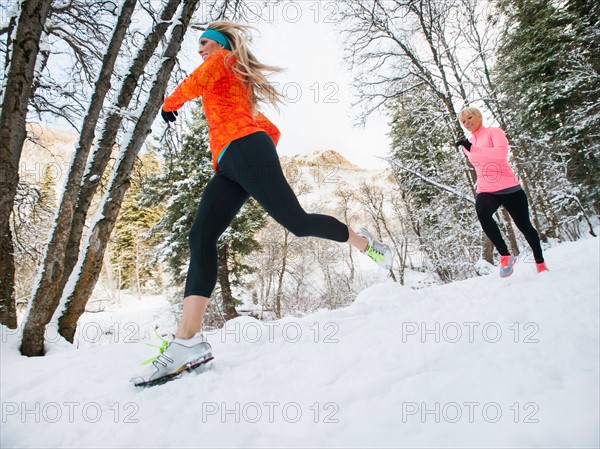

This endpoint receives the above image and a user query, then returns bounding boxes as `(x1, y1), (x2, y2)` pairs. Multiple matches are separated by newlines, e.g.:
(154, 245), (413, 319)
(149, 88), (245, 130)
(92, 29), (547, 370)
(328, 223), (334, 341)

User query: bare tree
(1, 0), (122, 330)
(340, 0), (476, 214)
(52, 0), (203, 347)
(54, 0), (241, 342)
(0, 0), (53, 328)
(339, 0), (528, 272)
(54, 0), (184, 340)
(30, 0), (117, 127)
(335, 184), (358, 285)
(357, 182), (397, 282)
(20, 0), (138, 356)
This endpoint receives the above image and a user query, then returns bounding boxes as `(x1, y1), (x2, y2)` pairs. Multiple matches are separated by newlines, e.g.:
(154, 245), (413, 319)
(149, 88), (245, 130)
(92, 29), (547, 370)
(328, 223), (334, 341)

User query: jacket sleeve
(162, 51), (227, 112)
(255, 111), (281, 147)
(466, 127), (510, 162)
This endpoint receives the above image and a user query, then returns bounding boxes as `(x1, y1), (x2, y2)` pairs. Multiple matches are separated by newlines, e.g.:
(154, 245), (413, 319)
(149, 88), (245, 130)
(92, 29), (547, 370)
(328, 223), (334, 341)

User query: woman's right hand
(455, 139), (472, 151)
(161, 109), (178, 123)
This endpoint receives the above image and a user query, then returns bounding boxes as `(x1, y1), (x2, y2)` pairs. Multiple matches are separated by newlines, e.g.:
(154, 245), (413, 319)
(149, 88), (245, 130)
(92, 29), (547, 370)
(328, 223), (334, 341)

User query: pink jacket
(463, 126), (520, 193)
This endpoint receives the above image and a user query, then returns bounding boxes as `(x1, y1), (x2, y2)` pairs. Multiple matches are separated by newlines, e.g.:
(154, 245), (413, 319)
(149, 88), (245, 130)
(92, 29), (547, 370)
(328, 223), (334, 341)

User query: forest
(1, 0), (598, 357)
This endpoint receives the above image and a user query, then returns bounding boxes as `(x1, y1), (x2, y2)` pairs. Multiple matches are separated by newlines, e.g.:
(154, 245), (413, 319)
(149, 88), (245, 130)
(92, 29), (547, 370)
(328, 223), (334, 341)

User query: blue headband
(200, 29), (231, 50)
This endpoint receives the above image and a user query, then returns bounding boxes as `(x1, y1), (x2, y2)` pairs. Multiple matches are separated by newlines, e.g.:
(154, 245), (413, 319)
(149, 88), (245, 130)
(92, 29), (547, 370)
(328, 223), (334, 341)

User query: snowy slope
(1, 237), (598, 448)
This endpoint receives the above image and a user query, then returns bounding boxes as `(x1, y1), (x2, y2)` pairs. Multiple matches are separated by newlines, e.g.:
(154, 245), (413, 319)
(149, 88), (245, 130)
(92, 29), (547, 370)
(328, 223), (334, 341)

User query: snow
(1, 237), (598, 448)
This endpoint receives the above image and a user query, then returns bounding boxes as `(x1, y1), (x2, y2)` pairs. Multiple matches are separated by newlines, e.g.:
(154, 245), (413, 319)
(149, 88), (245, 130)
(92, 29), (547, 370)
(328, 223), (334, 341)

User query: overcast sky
(177, 1), (391, 169)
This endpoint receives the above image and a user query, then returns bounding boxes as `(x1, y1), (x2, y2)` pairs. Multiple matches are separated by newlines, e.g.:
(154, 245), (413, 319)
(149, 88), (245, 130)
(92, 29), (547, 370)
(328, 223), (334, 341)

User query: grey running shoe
(356, 227), (393, 270)
(130, 333), (213, 387)
(499, 255), (517, 278)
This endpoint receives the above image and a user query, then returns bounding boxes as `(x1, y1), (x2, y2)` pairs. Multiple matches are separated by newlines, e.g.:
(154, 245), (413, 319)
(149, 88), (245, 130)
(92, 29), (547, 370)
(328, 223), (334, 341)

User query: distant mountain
(280, 149), (363, 171)
(280, 149), (390, 190)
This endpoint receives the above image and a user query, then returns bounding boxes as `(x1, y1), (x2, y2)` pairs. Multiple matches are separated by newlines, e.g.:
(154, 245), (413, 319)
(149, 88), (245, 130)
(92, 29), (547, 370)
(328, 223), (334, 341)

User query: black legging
(475, 189), (544, 263)
(184, 131), (349, 297)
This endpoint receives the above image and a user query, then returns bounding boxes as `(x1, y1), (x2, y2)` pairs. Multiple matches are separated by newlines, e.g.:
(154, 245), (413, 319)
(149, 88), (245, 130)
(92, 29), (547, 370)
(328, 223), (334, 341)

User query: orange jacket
(163, 48), (281, 170)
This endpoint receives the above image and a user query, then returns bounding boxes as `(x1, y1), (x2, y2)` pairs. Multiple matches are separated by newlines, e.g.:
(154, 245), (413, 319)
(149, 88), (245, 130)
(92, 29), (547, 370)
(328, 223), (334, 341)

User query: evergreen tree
(387, 94), (483, 281)
(112, 151), (164, 293)
(495, 0), (600, 214)
(144, 106), (214, 284)
(38, 165), (58, 210)
(388, 94), (464, 205)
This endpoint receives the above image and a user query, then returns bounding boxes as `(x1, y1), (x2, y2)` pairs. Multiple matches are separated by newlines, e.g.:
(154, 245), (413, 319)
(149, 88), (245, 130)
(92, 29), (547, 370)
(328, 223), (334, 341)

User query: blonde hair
(458, 107), (482, 122)
(205, 21), (284, 113)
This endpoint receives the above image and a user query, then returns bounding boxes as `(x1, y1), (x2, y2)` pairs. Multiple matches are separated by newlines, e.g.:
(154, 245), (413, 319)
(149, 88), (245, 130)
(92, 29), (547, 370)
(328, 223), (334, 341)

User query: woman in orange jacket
(131, 21), (393, 387)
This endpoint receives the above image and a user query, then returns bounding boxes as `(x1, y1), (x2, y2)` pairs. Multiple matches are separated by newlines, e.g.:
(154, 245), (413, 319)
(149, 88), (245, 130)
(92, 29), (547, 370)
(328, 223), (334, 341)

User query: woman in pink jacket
(455, 107), (548, 277)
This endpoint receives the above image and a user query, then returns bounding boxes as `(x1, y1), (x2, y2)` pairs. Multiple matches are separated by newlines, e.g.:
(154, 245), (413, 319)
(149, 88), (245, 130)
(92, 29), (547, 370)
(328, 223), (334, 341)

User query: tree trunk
(56, 0), (182, 312)
(56, 0), (201, 344)
(519, 176), (545, 240)
(336, 190), (355, 285)
(378, 217), (398, 282)
(483, 235), (494, 264)
(19, 0), (138, 356)
(102, 248), (116, 301)
(134, 241), (142, 299)
(537, 182), (561, 240)
(0, 0), (52, 329)
(275, 230), (289, 319)
(217, 245), (239, 321)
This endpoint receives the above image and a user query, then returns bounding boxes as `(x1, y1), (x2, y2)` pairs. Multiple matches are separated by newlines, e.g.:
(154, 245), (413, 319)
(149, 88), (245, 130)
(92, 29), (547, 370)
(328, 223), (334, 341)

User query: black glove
(161, 109), (178, 123)
(455, 139), (472, 151)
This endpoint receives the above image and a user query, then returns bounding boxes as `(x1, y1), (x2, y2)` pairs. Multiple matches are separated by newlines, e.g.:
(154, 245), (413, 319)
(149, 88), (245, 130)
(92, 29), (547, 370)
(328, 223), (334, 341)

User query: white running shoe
(356, 227), (394, 270)
(130, 333), (213, 387)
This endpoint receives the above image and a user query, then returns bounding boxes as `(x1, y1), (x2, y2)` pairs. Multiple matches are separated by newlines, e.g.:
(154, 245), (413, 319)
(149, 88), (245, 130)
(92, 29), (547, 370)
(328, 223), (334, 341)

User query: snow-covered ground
(1, 237), (598, 448)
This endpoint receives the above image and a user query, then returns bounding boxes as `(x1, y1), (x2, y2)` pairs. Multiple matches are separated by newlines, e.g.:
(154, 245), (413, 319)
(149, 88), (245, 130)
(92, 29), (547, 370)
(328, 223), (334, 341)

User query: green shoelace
(140, 328), (170, 366)
(366, 244), (385, 262)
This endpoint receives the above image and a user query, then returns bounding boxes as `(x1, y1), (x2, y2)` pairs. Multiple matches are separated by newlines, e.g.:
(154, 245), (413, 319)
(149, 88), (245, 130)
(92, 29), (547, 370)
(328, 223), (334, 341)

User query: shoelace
(141, 328), (170, 366)
(369, 247), (384, 258)
(369, 242), (388, 258)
